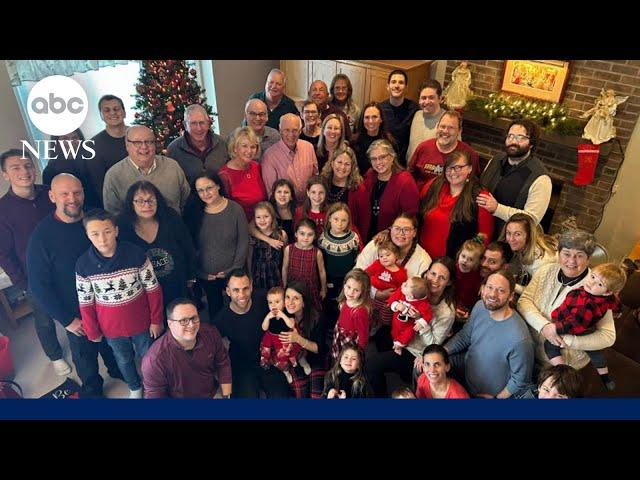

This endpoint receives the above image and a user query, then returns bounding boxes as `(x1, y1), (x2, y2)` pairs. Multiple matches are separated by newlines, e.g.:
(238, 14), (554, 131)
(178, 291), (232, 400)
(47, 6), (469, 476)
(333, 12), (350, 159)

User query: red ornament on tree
(166, 101), (176, 113)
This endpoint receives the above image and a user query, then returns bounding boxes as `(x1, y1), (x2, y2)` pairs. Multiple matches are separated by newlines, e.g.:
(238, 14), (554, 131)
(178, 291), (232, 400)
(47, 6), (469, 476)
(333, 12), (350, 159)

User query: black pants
(66, 331), (121, 397)
(200, 278), (227, 323)
(26, 293), (63, 361)
(232, 364), (291, 398)
(365, 347), (415, 397)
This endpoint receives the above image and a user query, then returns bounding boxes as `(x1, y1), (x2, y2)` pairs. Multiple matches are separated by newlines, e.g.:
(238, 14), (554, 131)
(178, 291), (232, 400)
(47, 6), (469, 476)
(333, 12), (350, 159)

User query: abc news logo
(22, 75), (95, 160)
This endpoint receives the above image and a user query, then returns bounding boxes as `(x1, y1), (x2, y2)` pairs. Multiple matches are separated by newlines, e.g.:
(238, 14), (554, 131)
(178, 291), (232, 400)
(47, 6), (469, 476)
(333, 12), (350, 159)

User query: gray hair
(279, 113), (302, 131)
(267, 68), (285, 83)
(557, 229), (597, 256)
(184, 104), (209, 122)
(245, 98), (268, 115)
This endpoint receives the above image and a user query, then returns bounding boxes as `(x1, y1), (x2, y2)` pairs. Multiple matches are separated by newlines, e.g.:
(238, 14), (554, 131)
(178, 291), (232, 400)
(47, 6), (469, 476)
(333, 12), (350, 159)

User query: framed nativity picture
(501, 60), (570, 103)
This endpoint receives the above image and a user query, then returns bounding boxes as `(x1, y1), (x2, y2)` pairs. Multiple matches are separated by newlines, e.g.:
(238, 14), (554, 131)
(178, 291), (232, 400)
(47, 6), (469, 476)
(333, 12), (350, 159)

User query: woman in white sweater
(499, 212), (557, 294)
(517, 229), (616, 370)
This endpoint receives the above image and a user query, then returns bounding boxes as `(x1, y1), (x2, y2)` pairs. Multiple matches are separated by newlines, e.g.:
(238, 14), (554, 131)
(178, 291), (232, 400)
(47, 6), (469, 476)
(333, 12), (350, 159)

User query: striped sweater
(75, 241), (164, 341)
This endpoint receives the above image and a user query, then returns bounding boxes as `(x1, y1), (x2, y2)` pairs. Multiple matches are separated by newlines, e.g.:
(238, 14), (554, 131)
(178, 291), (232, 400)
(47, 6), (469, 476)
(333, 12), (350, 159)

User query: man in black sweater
(213, 269), (290, 398)
(380, 69), (419, 165)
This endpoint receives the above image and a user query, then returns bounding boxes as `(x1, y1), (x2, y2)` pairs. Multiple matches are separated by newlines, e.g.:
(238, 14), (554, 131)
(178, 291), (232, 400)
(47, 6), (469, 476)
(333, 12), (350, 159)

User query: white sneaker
(52, 358), (72, 376)
(299, 356), (312, 375)
(129, 388), (143, 399)
(283, 370), (293, 384)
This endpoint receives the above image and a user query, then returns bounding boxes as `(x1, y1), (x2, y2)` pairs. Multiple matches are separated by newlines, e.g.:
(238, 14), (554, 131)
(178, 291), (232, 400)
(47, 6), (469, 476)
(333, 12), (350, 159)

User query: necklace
(328, 184), (347, 204)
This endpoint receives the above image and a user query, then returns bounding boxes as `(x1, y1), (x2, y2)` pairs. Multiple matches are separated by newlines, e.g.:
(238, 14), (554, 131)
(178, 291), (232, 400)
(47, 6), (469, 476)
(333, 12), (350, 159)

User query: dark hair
(485, 241), (513, 264)
(269, 178), (296, 220)
(419, 150), (480, 224)
(119, 181), (170, 227)
(1, 148), (30, 172)
(301, 175), (329, 218)
(294, 217), (317, 237)
(184, 171), (226, 242)
(166, 297), (197, 320)
(422, 256), (456, 309)
(507, 119), (539, 152)
(354, 102), (395, 145)
(387, 69), (408, 84)
(417, 79), (443, 98)
(485, 268), (516, 294)
(98, 94), (125, 111)
(285, 280), (318, 338)
(82, 208), (116, 229)
(323, 342), (369, 398)
(225, 268), (251, 286)
(49, 129), (87, 161)
(422, 343), (450, 365)
(537, 364), (584, 398)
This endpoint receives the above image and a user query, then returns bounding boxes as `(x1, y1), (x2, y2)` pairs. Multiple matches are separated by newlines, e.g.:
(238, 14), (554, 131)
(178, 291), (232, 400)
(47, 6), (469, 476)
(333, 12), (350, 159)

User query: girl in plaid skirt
(248, 202), (287, 289)
(331, 269), (371, 361)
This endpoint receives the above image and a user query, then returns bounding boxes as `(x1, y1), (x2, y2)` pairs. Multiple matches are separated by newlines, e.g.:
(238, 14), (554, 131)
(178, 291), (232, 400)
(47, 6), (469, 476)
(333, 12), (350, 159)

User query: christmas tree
(132, 60), (215, 154)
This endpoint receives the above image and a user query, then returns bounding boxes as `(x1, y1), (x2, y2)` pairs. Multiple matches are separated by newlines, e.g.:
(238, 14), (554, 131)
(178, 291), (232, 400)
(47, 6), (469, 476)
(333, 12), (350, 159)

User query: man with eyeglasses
(89, 95), (130, 207)
(103, 125), (190, 216)
(478, 120), (552, 239)
(408, 110), (479, 191)
(142, 298), (232, 398)
(248, 69), (299, 130)
(167, 104), (229, 186)
(241, 99), (281, 161)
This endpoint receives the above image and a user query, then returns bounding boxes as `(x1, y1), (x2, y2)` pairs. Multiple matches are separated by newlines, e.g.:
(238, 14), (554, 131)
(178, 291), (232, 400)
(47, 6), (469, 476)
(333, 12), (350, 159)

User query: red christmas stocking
(574, 144), (601, 186)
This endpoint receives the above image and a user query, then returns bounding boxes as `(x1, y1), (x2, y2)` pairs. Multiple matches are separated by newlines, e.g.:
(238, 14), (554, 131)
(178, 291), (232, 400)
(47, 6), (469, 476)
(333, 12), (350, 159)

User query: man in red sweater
(408, 110), (480, 190)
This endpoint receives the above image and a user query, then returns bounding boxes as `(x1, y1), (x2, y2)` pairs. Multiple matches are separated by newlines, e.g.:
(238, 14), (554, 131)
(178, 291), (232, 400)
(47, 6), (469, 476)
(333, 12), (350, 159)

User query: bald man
(242, 98), (281, 160)
(27, 173), (122, 397)
(167, 104), (229, 185)
(308, 80), (351, 137)
(103, 125), (190, 215)
(261, 113), (318, 203)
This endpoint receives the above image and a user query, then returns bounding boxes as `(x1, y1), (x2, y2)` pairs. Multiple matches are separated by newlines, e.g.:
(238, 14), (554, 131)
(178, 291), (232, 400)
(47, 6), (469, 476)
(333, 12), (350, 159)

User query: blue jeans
(106, 331), (152, 391)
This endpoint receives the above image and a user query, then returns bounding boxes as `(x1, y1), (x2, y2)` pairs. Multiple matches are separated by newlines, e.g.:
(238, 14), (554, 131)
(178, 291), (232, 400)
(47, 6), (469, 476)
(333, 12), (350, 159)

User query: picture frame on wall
(501, 60), (570, 103)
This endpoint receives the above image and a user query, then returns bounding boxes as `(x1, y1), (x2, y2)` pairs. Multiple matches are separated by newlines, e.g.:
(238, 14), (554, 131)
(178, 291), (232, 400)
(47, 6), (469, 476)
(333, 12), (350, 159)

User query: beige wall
(595, 118), (640, 262)
(0, 61), (30, 195)
(210, 60), (279, 137)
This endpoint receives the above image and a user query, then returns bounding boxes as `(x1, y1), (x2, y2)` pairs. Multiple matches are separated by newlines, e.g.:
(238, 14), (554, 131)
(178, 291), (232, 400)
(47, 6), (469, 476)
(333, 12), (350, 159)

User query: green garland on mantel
(465, 94), (586, 136)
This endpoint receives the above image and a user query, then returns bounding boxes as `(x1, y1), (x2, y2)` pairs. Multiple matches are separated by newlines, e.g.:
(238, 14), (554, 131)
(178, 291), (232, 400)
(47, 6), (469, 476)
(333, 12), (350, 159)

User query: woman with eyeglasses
(329, 73), (361, 134)
(299, 100), (322, 148)
(118, 181), (197, 310)
(218, 127), (267, 221)
(184, 172), (249, 320)
(351, 102), (396, 175)
(418, 150), (493, 259)
(360, 139), (419, 243)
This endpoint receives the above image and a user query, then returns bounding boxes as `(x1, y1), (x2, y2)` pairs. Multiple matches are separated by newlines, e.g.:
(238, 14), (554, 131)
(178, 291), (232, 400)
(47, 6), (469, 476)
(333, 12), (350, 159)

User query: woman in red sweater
(218, 127), (267, 221)
(360, 139), (419, 243)
(418, 151), (493, 259)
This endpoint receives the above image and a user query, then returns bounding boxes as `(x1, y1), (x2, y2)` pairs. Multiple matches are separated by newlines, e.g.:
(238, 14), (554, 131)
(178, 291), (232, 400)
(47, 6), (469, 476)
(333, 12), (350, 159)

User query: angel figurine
(442, 61), (474, 109)
(581, 88), (628, 145)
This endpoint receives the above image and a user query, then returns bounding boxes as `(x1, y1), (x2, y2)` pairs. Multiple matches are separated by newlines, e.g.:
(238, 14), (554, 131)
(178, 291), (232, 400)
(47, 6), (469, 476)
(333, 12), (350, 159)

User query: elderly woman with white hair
(518, 229), (616, 372)
(166, 103), (229, 186)
(218, 126), (267, 221)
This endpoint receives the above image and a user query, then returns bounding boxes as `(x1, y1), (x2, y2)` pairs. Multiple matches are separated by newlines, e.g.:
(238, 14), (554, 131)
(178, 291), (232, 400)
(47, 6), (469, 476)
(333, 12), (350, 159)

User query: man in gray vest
(477, 120), (552, 238)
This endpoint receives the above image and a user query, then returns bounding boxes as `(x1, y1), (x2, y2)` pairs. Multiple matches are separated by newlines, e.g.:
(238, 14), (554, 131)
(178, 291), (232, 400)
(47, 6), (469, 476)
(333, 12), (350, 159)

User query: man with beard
(27, 174), (122, 397)
(444, 269), (534, 398)
(248, 69), (299, 130)
(478, 120), (552, 239)
(479, 241), (512, 280)
(408, 110), (479, 191)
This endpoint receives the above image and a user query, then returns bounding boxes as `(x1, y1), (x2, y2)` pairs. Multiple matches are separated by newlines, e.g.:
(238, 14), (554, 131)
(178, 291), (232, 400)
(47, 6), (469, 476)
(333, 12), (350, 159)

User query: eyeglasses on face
(506, 133), (530, 142)
(133, 199), (157, 206)
(127, 139), (156, 148)
(169, 315), (200, 327)
(369, 153), (390, 163)
(391, 226), (414, 235)
(445, 164), (470, 173)
(196, 185), (218, 195)
(247, 111), (267, 118)
(188, 120), (210, 128)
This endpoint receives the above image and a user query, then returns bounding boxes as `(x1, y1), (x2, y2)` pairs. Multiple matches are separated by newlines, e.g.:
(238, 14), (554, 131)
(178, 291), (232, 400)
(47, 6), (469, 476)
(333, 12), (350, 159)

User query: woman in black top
(352, 102), (396, 176)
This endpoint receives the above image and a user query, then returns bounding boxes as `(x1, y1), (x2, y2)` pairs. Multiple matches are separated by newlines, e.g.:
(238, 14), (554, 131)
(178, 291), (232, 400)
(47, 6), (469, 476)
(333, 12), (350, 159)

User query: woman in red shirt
(418, 150), (493, 259)
(218, 127), (267, 221)
(415, 344), (469, 399)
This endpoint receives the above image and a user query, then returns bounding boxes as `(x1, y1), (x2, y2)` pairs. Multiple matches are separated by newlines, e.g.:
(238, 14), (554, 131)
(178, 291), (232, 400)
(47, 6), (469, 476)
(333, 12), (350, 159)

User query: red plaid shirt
(551, 287), (619, 335)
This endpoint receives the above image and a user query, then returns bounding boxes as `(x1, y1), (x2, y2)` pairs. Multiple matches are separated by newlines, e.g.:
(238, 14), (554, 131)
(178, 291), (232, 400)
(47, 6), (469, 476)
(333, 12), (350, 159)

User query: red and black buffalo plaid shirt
(551, 287), (620, 335)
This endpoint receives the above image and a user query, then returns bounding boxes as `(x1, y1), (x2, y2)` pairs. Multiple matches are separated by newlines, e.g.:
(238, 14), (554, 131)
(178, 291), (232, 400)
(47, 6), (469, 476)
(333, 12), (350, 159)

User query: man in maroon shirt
(141, 298), (232, 398)
(408, 110), (480, 191)
(0, 149), (71, 376)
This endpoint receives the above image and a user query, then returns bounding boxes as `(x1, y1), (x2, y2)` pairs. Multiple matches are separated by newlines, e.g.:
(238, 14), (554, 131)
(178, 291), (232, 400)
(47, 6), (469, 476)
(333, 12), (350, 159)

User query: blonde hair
(320, 144), (362, 191)
(337, 268), (372, 314)
(592, 263), (627, 293)
(408, 276), (429, 299)
(227, 126), (260, 159)
(458, 238), (485, 261)
(324, 202), (352, 233)
(499, 213), (557, 266)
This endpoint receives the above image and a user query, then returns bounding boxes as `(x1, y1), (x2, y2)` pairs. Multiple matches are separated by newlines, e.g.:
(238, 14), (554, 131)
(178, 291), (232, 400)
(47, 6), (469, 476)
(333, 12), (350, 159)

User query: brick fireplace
(447, 60), (640, 234)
